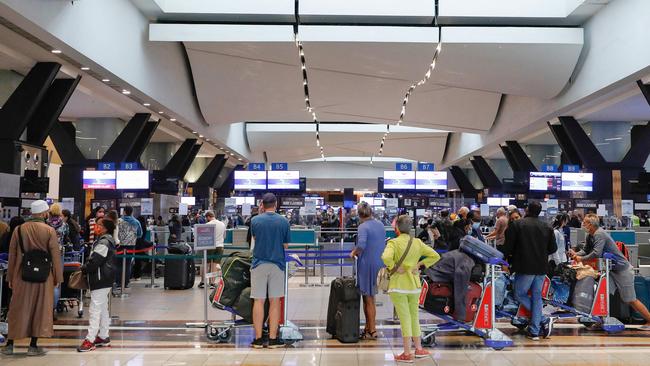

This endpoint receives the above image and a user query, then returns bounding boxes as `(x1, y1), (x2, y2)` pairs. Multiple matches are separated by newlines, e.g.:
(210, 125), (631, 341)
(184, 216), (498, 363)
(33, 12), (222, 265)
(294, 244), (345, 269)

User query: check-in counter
(224, 227), (250, 248)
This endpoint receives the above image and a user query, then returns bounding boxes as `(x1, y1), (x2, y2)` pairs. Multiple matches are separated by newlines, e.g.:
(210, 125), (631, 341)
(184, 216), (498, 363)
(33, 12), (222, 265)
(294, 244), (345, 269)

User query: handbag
(17, 226), (52, 283)
(377, 236), (414, 293)
(68, 270), (88, 290)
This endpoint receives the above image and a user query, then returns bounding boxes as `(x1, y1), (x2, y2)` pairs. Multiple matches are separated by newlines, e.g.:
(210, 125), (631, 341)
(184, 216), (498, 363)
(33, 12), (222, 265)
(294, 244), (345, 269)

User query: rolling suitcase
(164, 256), (196, 289)
(631, 276), (650, 321)
(460, 235), (503, 263)
(571, 276), (595, 313)
(610, 289), (632, 323)
(326, 276), (360, 343)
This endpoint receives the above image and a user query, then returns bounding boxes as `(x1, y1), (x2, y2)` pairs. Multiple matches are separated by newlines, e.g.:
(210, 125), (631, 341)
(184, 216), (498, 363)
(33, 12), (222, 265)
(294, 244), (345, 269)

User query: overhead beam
(500, 144), (521, 172)
(638, 80), (650, 107)
(547, 122), (582, 166)
(125, 120), (160, 163)
(195, 154), (228, 187)
(449, 166), (479, 196)
(470, 156), (502, 190)
(622, 123), (650, 168)
(102, 113), (150, 163)
(163, 139), (198, 178)
(48, 121), (87, 166)
(179, 144), (202, 181)
(26, 76), (81, 146)
(557, 116), (608, 168)
(1, 62), (60, 141)
(504, 141), (537, 173)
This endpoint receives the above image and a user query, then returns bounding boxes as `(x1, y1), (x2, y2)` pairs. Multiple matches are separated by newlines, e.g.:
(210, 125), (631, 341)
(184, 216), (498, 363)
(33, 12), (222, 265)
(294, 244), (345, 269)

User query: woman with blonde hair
(382, 215), (440, 362)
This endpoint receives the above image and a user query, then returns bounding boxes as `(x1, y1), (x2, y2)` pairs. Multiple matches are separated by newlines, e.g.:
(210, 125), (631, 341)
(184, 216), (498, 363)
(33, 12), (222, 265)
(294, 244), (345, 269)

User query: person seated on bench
(424, 250), (475, 321)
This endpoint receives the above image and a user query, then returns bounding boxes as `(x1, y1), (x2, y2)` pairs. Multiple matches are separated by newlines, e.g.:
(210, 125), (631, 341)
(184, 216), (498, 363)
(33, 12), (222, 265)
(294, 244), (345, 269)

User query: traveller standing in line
(501, 201), (556, 340)
(62, 209), (81, 249)
(47, 203), (68, 316)
(77, 218), (116, 352)
(168, 214), (182, 244)
(198, 211), (226, 289)
(250, 193), (290, 349)
(570, 214), (650, 329)
(382, 215), (440, 363)
(486, 207), (508, 246)
(84, 206), (105, 243)
(114, 207), (142, 291)
(550, 214), (569, 265)
(508, 208), (521, 223)
(2, 200), (63, 356)
(349, 202), (385, 340)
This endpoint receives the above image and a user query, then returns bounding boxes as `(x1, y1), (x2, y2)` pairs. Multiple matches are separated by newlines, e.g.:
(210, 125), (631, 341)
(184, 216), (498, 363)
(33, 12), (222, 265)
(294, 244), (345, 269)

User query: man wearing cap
(2, 200), (63, 356)
(249, 193), (290, 349)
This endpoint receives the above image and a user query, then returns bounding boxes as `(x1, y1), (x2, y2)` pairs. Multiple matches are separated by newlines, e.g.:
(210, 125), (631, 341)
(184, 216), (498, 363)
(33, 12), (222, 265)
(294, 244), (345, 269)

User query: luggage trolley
(543, 253), (625, 333)
(419, 254), (514, 350)
(206, 255), (304, 344)
(58, 246), (86, 318)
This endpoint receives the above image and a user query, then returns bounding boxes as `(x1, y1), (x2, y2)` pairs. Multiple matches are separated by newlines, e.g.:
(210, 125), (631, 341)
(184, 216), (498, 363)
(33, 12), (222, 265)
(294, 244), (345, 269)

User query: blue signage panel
(541, 164), (558, 172)
(395, 163), (413, 171)
(271, 163), (288, 171)
(97, 162), (115, 170)
(248, 163), (266, 171)
(563, 164), (580, 172)
(418, 162), (435, 171)
(119, 162), (139, 170)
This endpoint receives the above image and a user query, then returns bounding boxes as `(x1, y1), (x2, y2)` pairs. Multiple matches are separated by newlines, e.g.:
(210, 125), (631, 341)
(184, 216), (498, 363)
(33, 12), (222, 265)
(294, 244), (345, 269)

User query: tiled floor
(2, 275), (650, 365)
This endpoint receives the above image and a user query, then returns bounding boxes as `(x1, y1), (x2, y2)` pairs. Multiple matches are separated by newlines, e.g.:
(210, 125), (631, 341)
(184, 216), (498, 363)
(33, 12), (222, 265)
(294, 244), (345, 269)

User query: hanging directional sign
(541, 164), (558, 172)
(271, 163), (288, 171)
(563, 164), (580, 172)
(248, 163), (265, 171)
(418, 162), (435, 171)
(97, 162), (115, 170)
(120, 162), (139, 170)
(395, 163), (412, 171)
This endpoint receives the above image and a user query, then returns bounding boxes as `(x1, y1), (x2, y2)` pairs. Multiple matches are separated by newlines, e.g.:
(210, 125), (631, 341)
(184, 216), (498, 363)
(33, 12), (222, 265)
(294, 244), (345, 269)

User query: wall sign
(271, 163), (288, 171)
(97, 162), (115, 170)
(120, 162), (139, 170)
(563, 164), (580, 172)
(194, 224), (216, 251)
(248, 163), (265, 171)
(418, 162), (435, 171)
(395, 163), (412, 171)
(141, 198), (153, 216)
(541, 164), (558, 172)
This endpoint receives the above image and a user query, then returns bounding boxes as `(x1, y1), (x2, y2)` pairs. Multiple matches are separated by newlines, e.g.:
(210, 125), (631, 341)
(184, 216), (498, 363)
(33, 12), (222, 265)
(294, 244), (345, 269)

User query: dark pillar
(504, 141), (537, 173)
(163, 139), (198, 179)
(195, 154), (228, 187)
(557, 116), (608, 169)
(102, 113), (150, 163)
(25, 77), (81, 146)
(217, 165), (243, 197)
(49, 121), (87, 166)
(548, 122), (583, 166)
(470, 156), (502, 191)
(500, 144), (521, 172)
(178, 144), (202, 181)
(126, 120), (160, 163)
(622, 123), (650, 168)
(638, 80), (650, 107)
(449, 166), (479, 197)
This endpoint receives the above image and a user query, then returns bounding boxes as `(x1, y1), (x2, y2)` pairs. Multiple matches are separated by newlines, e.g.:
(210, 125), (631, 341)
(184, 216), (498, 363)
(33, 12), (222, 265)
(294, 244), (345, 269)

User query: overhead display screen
(116, 170), (150, 190)
(529, 172), (562, 192)
(234, 196), (256, 206)
(234, 171), (267, 190)
(415, 171), (448, 190)
(267, 170), (300, 190)
(181, 196), (196, 206)
(83, 170), (116, 190)
(562, 172), (593, 192)
(383, 171), (415, 190)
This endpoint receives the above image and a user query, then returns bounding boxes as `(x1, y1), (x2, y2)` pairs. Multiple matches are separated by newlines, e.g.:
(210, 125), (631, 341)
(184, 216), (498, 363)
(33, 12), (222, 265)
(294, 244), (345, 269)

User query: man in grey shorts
(570, 213), (650, 330)
(250, 193), (291, 348)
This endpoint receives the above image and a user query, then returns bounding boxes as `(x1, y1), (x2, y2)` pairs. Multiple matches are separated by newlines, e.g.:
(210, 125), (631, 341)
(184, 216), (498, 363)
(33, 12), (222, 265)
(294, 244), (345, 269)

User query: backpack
(615, 241), (630, 261)
(17, 226), (52, 283)
(118, 219), (138, 246)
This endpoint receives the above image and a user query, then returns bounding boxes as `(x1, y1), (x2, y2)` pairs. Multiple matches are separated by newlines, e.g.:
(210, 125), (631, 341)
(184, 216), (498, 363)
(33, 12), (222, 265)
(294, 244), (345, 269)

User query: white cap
(31, 200), (50, 214)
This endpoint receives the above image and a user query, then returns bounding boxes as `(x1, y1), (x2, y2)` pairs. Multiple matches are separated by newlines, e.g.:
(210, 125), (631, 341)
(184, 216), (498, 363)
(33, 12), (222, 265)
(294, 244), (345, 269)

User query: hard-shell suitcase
(631, 276), (650, 321)
(423, 281), (482, 322)
(571, 276), (595, 313)
(326, 277), (360, 343)
(460, 235), (503, 263)
(164, 256), (195, 289)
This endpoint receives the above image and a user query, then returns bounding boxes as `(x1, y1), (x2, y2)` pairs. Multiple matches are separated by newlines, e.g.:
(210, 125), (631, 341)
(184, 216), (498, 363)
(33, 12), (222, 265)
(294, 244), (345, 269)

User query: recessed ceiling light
(170, 118), (176, 122)
(121, 89), (131, 95)
(192, 131), (197, 134)
(143, 103), (150, 107)
(51, 49), (62, 54)
(206, 138), (210, 141)
(81, 67), (90, 71)
(237, 158), (242, 161)
(199, 134), (204, 138)
(229, 153), (234, 156)
(101, 78), (110, 82)
(158, 111), (164, 114)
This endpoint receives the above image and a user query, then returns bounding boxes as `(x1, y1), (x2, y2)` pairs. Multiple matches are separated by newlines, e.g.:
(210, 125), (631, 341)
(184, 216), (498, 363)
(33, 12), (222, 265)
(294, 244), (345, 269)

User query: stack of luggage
(326, 276), (360, 343)
(164, 242), (196, 290)
(210, 252), (263, 323)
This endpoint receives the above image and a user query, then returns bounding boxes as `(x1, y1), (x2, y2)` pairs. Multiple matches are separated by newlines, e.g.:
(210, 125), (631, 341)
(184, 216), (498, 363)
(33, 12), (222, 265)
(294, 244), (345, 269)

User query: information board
(141, 198), (153, 215)
(194, 224), (216, 251)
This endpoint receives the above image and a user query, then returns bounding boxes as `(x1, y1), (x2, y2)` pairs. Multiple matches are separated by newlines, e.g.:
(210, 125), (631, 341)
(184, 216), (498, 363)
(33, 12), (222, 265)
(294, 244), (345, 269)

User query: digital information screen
(181, 196), (196, 206)
(83, 170), (116, 190)
(234, 196), (256, 205)
(267, 170), (300, 190)
(116, 170), (150, 190)
(234, 171), (267, 190)
(383, 171), (415, 190)
(561, 172), (593, 192)
(415, 171), (448, 190)
(529, 172), (562, 192)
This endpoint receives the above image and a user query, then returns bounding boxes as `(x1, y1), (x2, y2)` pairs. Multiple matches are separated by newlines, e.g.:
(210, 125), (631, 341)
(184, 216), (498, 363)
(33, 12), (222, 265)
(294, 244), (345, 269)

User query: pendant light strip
(378, 39), (442, 157)
(295, 33), (325, 161)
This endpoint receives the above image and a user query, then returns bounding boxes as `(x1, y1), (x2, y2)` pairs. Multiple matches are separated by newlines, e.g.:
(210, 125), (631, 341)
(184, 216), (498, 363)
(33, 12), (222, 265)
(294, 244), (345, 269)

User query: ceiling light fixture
(192, 131), (197, 134)
(121, 89), (131, 95)
(143, 103), (150, 107)
(199, 134), (204, 138)
(101, 78), (110, 82)
(170, 118), (176, 122)
(376, 27), (442, 158)
(158, 111), (164, 114)
(51, 49), (62, 54)
(81, 67), (90, 71)
(294, 33), (326, 161)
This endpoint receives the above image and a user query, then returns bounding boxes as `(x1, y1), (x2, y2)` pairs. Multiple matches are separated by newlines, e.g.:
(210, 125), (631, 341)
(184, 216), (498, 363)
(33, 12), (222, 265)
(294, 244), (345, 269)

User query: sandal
(360, 330), (378, 340)
(395, 353), (414, 363)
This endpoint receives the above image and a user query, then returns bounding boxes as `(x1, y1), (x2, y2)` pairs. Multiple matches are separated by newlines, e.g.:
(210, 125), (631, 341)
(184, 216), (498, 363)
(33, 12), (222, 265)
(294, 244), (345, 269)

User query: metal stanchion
(146, 247), (158, 289)
(304, 245), (309, 286)
(319, 244), (325, 286)
(186, 250), (209, 328)
(118, 255), (129, 298)
(339, 238), (344, 277)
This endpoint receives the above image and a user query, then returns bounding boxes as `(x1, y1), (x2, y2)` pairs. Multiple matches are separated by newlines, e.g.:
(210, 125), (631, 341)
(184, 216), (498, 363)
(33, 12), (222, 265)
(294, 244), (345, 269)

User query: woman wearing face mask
(85, 206), (105, 244)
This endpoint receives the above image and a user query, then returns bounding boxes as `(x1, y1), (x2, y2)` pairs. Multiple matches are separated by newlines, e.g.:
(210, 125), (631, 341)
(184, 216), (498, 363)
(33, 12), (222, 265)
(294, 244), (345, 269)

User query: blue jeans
(514, 274), (547, 335)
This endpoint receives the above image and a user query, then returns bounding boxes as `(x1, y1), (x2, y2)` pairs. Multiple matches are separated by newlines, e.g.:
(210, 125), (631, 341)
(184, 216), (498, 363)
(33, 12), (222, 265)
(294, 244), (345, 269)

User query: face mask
(472, 222), (480, 229)
(96, 212), (105, 218)
(466, 228), (472, 235)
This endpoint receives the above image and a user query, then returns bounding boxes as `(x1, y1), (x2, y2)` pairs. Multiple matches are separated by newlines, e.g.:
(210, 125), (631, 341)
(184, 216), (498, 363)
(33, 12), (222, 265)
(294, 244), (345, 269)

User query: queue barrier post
(146, 246), (159, 289)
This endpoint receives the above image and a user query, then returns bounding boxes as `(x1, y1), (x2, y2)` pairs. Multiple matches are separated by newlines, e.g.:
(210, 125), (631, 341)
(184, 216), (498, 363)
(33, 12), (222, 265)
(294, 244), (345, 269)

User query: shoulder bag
(17, 226), (52, 283)
(377, 235), (414, 293)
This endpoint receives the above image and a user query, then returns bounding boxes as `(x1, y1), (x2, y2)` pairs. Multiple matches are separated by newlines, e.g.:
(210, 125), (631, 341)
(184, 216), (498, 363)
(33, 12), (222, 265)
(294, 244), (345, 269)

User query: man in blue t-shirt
(250, 193), (291, 348)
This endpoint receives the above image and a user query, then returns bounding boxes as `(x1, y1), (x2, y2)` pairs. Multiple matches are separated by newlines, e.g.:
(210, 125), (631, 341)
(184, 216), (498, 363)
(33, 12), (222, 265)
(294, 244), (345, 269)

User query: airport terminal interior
(2, 0), (650, 365)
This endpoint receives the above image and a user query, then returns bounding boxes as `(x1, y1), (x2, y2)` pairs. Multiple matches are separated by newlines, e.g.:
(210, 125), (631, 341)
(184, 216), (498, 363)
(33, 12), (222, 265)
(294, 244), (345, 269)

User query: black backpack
(17, 226), (52, 283)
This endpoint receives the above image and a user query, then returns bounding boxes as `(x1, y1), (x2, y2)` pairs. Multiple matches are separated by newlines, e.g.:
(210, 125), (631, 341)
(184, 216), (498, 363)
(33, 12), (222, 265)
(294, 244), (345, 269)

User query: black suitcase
(326, 277), (360, 343)
(164, 256), (195, 290)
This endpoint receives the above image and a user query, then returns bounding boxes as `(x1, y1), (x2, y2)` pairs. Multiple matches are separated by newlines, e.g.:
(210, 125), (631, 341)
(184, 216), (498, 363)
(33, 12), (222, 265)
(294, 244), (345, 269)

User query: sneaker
(395, 352), (414, 363)
(250, 337), (265, 349)
(77, 340), (96, 353)
(1, 344), (13, 356)
(198, 282), (205, 289)
(525, 330), (540, 341)
(541, 318), (554, 339)
(414, 349), (430, 358)
(27, 346), (47, 356)
(267, 338), (286, 349)
(210, 283), (216, 290)
(94, 336), (111, 347)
